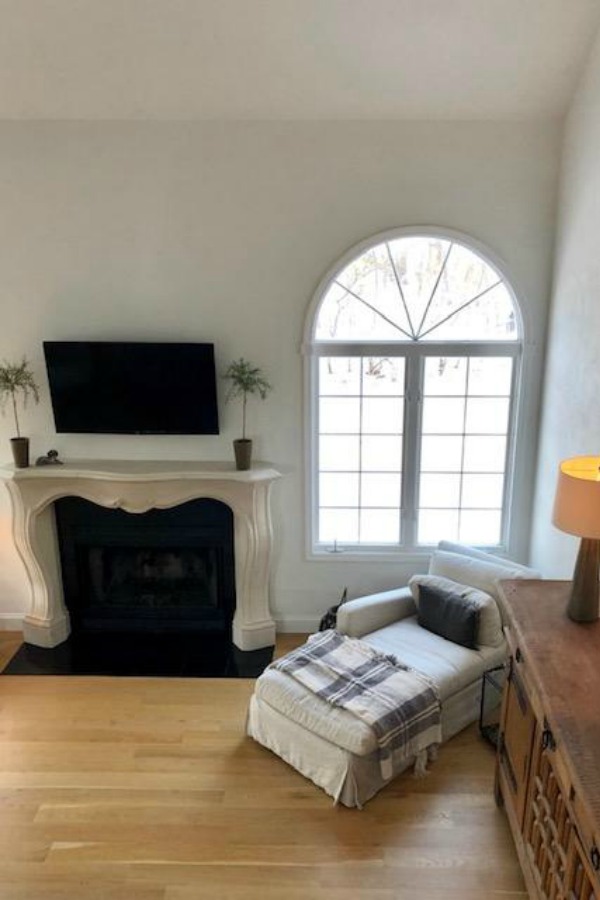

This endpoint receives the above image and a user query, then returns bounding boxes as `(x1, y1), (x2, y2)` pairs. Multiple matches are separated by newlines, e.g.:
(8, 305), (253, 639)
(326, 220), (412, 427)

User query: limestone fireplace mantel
(1, 460), (281, 651)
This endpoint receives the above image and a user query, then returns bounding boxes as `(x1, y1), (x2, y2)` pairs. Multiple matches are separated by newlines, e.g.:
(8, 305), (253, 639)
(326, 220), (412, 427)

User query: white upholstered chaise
(247, 543), (539, 808)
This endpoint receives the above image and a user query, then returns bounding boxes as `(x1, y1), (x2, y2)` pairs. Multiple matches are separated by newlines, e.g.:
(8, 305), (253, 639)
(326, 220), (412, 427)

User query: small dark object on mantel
(35, 449), (63, 467)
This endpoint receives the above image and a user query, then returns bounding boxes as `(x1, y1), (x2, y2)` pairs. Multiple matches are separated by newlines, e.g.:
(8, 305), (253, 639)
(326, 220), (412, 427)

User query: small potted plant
(224, 358), (272, 470)
(0, 358), (40, 468)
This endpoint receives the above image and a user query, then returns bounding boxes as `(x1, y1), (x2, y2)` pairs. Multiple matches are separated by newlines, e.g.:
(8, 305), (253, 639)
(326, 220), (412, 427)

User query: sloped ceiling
(0, 0), (598, 120)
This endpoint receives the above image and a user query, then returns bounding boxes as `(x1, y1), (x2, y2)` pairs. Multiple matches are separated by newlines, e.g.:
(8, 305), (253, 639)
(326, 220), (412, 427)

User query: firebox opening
(55, 497), (235, 637)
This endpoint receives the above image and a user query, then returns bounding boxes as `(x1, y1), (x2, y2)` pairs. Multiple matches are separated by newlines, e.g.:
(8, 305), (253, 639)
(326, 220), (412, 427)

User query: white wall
(531, 32), (600, 575)
(0, 121), (559, 631)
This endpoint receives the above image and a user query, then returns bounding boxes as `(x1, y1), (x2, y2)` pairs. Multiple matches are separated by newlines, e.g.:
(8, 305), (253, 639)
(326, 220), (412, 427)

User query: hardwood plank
(0, 631), (22, 671)
(0, 631), (525, 899)
(272, 632), (306, 658)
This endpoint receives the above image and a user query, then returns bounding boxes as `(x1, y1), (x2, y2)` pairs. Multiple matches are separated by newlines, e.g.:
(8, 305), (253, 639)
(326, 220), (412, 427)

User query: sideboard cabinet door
(525, 728), (599, 900)
(498, 659), (537, 830)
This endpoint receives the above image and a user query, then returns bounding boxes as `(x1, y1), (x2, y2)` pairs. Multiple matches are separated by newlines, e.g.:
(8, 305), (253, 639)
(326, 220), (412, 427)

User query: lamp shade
(552, 456), (600, 539)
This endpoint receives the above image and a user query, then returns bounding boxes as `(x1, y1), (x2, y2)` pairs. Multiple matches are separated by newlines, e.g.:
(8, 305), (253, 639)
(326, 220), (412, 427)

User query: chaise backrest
(429, 544), (540, 625)
(336, 542), (539, 640)
(430, 546), (540, 596)
(436, 541), (541, 577)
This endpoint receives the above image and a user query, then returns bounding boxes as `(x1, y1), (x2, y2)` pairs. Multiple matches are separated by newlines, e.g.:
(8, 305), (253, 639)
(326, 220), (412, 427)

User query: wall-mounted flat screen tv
(44, 341), (219, 435)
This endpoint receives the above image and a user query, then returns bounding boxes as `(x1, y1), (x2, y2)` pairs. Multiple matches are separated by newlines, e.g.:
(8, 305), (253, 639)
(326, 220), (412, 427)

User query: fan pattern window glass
(315, 236), (517, 343)
(310, 232), (521, 552)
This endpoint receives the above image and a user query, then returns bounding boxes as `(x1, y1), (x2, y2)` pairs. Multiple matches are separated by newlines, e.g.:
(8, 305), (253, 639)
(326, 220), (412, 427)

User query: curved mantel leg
(2, 462), (281, 651)
(232, 480), (277, 651)
(6, 481), (71, 647)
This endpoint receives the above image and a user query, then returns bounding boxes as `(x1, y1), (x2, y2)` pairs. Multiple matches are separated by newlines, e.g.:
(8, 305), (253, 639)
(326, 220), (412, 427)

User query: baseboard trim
(0, 613), (24, 631)
(1, 612), (316, 637)
(274, 617), (318, 633)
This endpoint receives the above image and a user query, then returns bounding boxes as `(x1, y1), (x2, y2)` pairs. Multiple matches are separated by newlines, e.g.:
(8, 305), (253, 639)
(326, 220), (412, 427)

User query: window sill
(307, 548), (432, 564)
(308, 543), (508, 563)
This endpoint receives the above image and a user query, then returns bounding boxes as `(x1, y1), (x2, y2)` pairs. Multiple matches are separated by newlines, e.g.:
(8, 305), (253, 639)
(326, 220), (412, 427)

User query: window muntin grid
(317, 356), (404, 545)
(417, 356), (513, 546)
(310, 231), (522, 553)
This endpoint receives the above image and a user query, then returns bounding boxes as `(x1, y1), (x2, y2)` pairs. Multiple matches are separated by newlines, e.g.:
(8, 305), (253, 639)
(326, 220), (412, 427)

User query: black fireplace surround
(55, 497), (236, 637)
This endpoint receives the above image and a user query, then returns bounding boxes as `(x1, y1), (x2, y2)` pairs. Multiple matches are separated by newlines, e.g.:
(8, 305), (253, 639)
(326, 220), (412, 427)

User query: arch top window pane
(315, 285), (412, 342)
(417, 243), (501, 338)
(335, 244), (414, 339)
(418, 283), (517, 342)
(314, 235), (520, 343)
(387, 237), (451, 336)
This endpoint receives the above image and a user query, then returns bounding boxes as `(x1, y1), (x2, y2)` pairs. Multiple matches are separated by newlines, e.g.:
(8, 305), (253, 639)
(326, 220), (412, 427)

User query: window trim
(303, 227), (526, 561)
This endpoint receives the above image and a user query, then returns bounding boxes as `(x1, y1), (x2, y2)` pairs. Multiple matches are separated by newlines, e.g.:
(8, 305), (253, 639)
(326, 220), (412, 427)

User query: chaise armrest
(337, 587), (416, 638)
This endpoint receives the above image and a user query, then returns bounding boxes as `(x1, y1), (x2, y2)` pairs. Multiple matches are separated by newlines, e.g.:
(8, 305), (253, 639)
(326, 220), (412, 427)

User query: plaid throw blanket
(272, 630), (441, 780)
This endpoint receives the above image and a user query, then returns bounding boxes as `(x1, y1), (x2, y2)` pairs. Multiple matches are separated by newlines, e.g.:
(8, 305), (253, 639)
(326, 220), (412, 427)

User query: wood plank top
(499, 579), (600, 838)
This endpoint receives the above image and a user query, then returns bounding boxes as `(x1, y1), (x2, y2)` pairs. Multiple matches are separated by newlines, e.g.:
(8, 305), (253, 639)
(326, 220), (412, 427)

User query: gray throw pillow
(417, 583), (480, 649)
(409, 573), (504, 648)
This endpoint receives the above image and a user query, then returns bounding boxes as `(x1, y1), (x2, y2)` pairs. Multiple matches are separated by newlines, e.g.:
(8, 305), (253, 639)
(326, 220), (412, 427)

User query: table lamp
(552, 455), (600, 622)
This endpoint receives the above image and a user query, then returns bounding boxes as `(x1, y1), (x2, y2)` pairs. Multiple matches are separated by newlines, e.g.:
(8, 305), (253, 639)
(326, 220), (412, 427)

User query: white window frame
(303, 227), (525, 561)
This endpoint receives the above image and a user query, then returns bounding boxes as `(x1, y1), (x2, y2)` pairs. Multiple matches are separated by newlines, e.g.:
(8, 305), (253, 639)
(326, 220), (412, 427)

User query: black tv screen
(44, 341), (219, 435)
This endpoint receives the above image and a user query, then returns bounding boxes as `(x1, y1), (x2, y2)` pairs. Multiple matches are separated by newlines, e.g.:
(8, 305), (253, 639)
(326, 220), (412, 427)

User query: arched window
(305, 229), (522, 554)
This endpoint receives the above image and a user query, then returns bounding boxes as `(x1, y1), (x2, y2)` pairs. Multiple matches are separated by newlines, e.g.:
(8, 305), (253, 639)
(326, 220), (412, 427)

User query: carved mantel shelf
(1, 460), (281, 651)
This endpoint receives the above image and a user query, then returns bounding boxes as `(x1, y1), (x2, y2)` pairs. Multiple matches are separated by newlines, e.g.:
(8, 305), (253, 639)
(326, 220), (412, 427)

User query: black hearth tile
(229, 645), (275, 678)
(2, 633), (274, 679)
(2, 642), (75, 675)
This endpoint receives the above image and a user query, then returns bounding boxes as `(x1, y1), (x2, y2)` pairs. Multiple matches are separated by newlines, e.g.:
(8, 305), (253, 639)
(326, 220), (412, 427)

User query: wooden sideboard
(496, 580), (600, 900)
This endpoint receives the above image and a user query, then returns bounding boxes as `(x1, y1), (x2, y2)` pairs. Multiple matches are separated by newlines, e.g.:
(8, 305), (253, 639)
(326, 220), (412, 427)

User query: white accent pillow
(409, 573), (504, 649)
(429, 549), (536, 607)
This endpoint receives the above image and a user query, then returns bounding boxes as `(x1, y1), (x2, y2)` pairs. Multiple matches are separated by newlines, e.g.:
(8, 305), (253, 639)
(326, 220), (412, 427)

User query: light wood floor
(0, 632), (525, 900)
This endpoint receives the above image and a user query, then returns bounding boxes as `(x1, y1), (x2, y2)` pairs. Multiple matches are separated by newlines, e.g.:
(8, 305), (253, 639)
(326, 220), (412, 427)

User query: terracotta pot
(233, 439), (252, 471)
(10, 437), (30, 468)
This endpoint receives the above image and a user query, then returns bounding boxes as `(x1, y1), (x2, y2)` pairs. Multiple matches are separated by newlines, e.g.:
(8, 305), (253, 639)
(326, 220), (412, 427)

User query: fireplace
(54, 497), (235, 637)
(2, 460), (281, 650)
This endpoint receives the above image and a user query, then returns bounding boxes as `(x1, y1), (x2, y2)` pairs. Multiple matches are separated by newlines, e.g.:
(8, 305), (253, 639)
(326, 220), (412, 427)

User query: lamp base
(567, 537), (600, 623)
